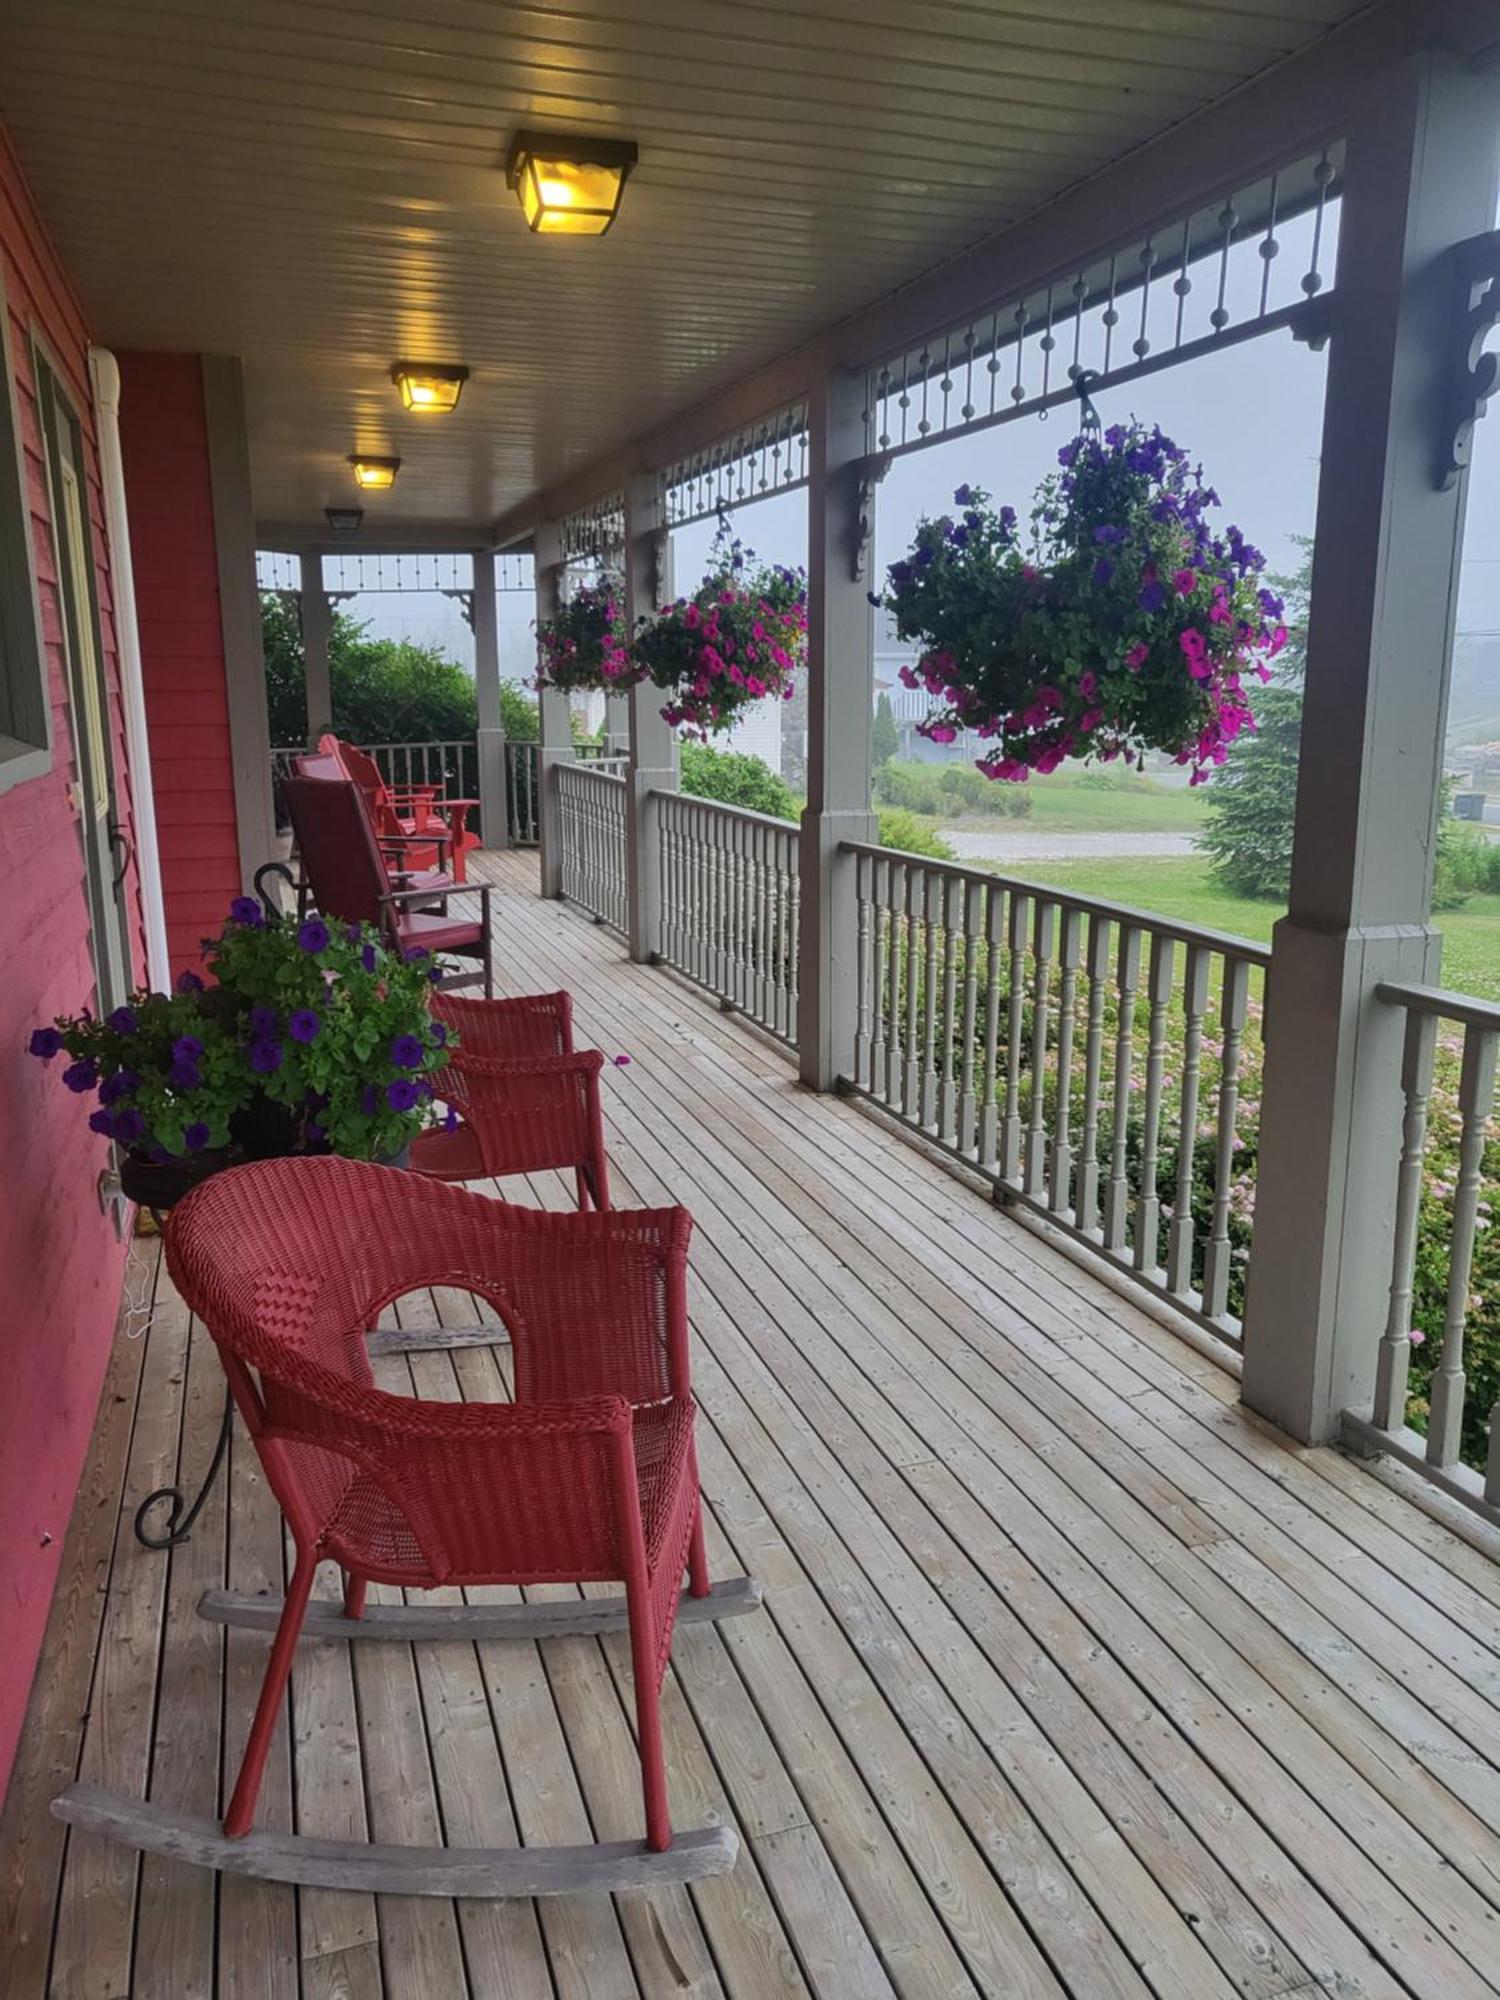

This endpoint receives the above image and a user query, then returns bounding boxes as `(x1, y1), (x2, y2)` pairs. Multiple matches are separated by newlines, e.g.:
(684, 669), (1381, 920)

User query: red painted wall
(118, 353), (240, 975)
(0, 126), (141, 1800)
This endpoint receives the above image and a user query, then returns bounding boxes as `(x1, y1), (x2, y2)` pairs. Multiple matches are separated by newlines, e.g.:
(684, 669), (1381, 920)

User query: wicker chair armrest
(440, 1048), (604, 1083)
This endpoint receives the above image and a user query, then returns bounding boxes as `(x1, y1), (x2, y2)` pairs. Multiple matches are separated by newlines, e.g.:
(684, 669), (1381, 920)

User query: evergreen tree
(1199, 548), (1310, 901)
(872, 691), (900, 767)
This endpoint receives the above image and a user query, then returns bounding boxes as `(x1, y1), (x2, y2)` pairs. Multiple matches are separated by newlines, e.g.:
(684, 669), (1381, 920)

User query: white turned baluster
(1076, 916), (1111, 1235)
(920, 871), (944, 1129)
(1427, 1026), (1497, 1469)
(1202, 957), (1251, 1324)
(885, 859), (905, 1104)
(1134, 935), (1175, 1273)
(978, 888), (1004, 1172)
(1374, 1007), (1437, 1430)
(871, 855), (890, 1095)
(759, 823), (774, 1027)
(854, 851), (873, 1085)
(938, 878), (963, 1143)
(1049, 908), (1082, 1215)
(787, 848), (800, 1022)
(1001, 892), (1030, 1182)
(1024, 900), (1056, 1198)
(903, 866), (923, 1117)
(958, 880), (984, 1156)
(1166, 945), (1211, 1297)
(1103, 927), (1142, 1252)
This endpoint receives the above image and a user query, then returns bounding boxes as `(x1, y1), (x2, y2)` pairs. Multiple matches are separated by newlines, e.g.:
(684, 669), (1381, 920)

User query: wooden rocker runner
(53, 1156), (760, 1895)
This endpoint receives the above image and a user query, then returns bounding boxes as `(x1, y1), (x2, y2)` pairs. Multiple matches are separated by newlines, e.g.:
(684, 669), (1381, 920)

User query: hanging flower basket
(535, 582), (639, 695)
(632, 526), (807, 739)
(878, 422), (1287, 784)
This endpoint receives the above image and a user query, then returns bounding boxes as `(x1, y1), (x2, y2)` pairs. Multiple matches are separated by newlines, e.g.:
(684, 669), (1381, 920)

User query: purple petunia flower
(88, 1108), (115, 1137)
(403, 946), (430, 965)
(169, 1058), (201, 1091)
(229, 896), (263, 927)
(1093, 524), (1124, 545)
(183, 1121), (211, 1152)
(443, 1105), (461, 1133)
(297, 917), (331, 954)
(386, 1077), (420, 1113)
(1093, 557), (1114, 587)
(1139, 580), (1167, 614)
(173, 1035), (204, 1063)
(390, 1033), (425, 1069)
(953, 484), (974, 506)
(304, 1120), (326, 1147)
(248, 1005), (279, 1039)
(113, 1108), (147, 1147)
(289, 1009), (321, 1044)
(29, 1027), (63, 1059)
(358, 1082), (380, 1116)
(429, 1022), (448, 1047)
(360, 943), (377, 974)
(106, 1006), (138, 1036)
(63, 1059), (99, 1094)
(428, 964), (443, 985)
(176, 969), (205, 994)
(101, 1068), (140, 1105)
(345, 924), (363, 946)
(248, 1039), (284, 1075)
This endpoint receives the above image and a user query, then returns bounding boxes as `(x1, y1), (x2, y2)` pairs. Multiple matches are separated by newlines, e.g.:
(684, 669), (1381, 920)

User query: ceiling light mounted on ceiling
(325, 507), (364, 534)
(391, 362), (468, 413)
(349, 455), (400, 491)
(505, 131), (638, 237)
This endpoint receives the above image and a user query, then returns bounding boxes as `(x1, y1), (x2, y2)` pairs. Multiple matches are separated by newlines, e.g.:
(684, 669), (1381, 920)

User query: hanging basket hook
(1074, 369), (1103, 435)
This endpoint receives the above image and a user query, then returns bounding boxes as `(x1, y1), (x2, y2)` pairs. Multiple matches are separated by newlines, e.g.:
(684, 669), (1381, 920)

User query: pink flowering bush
(632, 528), (807, 739)
(535, 582), (637, 695)
(878, 424), (1286, 784)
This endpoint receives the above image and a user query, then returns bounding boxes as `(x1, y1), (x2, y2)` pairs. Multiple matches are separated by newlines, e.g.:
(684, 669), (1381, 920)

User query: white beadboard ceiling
(0, 0), (1375, 534)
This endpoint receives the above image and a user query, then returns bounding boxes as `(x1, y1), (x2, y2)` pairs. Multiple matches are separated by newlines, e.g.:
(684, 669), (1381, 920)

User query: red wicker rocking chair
(53, 1157), (759, 1894)
(410, 990), (610, 1209)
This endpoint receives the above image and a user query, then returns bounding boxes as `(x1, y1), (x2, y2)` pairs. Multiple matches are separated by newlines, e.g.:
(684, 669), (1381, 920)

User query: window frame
(0, 265), (51, 796)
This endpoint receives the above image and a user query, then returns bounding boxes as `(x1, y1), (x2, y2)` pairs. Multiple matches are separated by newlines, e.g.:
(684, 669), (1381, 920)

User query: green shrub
(877, 809), (956, 860)
(679, 744), (798, 820)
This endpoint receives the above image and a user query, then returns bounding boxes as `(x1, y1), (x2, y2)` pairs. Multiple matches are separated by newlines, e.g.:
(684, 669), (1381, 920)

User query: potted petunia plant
(29, 896), (454, 1207)
(534, 581), (639, 696)
(631, 525), (807, 738)
(878, 422), (1285, 786)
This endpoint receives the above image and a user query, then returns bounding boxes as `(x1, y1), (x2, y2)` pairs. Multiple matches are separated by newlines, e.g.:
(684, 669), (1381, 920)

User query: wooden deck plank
(12, 849), (1500, 1999)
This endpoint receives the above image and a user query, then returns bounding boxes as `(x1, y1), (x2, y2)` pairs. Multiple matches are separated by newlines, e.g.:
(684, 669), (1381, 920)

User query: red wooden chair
(291, 750), (454, 902)
(53, 1157), (758, 1892)
(409, 988), (609, 1205)
(282, 775), (492, 995)
(321, 734), (481, 884)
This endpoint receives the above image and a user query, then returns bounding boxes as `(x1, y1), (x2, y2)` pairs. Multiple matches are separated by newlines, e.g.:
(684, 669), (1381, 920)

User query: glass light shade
(349, 456), (400, 490)
(507, 134), (637, 237)
(391, 362), (467, 413)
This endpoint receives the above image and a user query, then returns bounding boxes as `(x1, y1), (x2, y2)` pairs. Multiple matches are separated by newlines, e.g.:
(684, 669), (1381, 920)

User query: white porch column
(534, 522), (573, 899)
(604, 693), (631, 756)
(1241, 52), (1500, 1444)
(472, 547), (508, 849)
(797, 366), (878, 1090)
(623, 471), (676, 963)
(300, 551), (332, 746)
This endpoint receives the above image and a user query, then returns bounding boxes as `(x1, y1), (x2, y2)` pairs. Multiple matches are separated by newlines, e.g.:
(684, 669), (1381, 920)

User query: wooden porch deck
(6, 846), (1500, 1999)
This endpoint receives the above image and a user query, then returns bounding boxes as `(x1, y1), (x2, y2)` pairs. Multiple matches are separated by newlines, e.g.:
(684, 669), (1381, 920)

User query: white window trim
(0, 266), (52, 798)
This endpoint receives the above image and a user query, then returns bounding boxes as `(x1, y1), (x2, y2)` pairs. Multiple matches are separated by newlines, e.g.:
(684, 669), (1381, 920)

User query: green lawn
(948, 771), (1210, 835)
(992, 854), (1500, 1001)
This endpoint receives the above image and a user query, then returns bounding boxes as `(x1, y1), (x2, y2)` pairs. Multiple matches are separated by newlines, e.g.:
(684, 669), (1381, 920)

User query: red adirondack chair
(282, 774), (492, 994)
(291, 751), (454, 901)
(53, 1157), (760, 1893)
(321, 734), (480, 883)
(410, 991), (610, 1208)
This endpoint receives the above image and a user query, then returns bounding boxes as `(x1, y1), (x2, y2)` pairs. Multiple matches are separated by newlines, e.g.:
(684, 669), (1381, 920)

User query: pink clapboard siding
(118, 352), (242, 975)
(0, 122), (142, 1801)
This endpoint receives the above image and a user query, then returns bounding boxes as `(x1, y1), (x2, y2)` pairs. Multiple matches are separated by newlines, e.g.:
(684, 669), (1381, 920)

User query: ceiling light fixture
(391, 361), (469, 413)
(325, 507), (364, 534)
(505, 131), (638, 237)
(348, 455), (400, 491)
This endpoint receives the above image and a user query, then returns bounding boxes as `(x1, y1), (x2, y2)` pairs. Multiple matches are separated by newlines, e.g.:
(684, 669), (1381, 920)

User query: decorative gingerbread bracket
(851, 453), (892, 583)
(1439, 230), (1500, 491)
(1287, 293), (1337, 354)
(441, 587), (475, 631)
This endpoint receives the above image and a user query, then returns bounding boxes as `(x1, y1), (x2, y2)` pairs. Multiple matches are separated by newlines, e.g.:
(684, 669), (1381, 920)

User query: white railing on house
(840, 842), (1270, 1345)
(505, 741), (540, 844)
(556, 761), (627, 933)
(656, 793), (800, 1046)
(1345, 982), (1500, 1525)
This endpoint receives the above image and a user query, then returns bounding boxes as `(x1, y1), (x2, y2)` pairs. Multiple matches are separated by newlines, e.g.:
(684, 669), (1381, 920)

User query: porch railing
(839, 842), (1270, 1346)
(556, 761), (627, 933)
(1344, 982), (1500, 1524)
(656, 792), (800, 1046)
